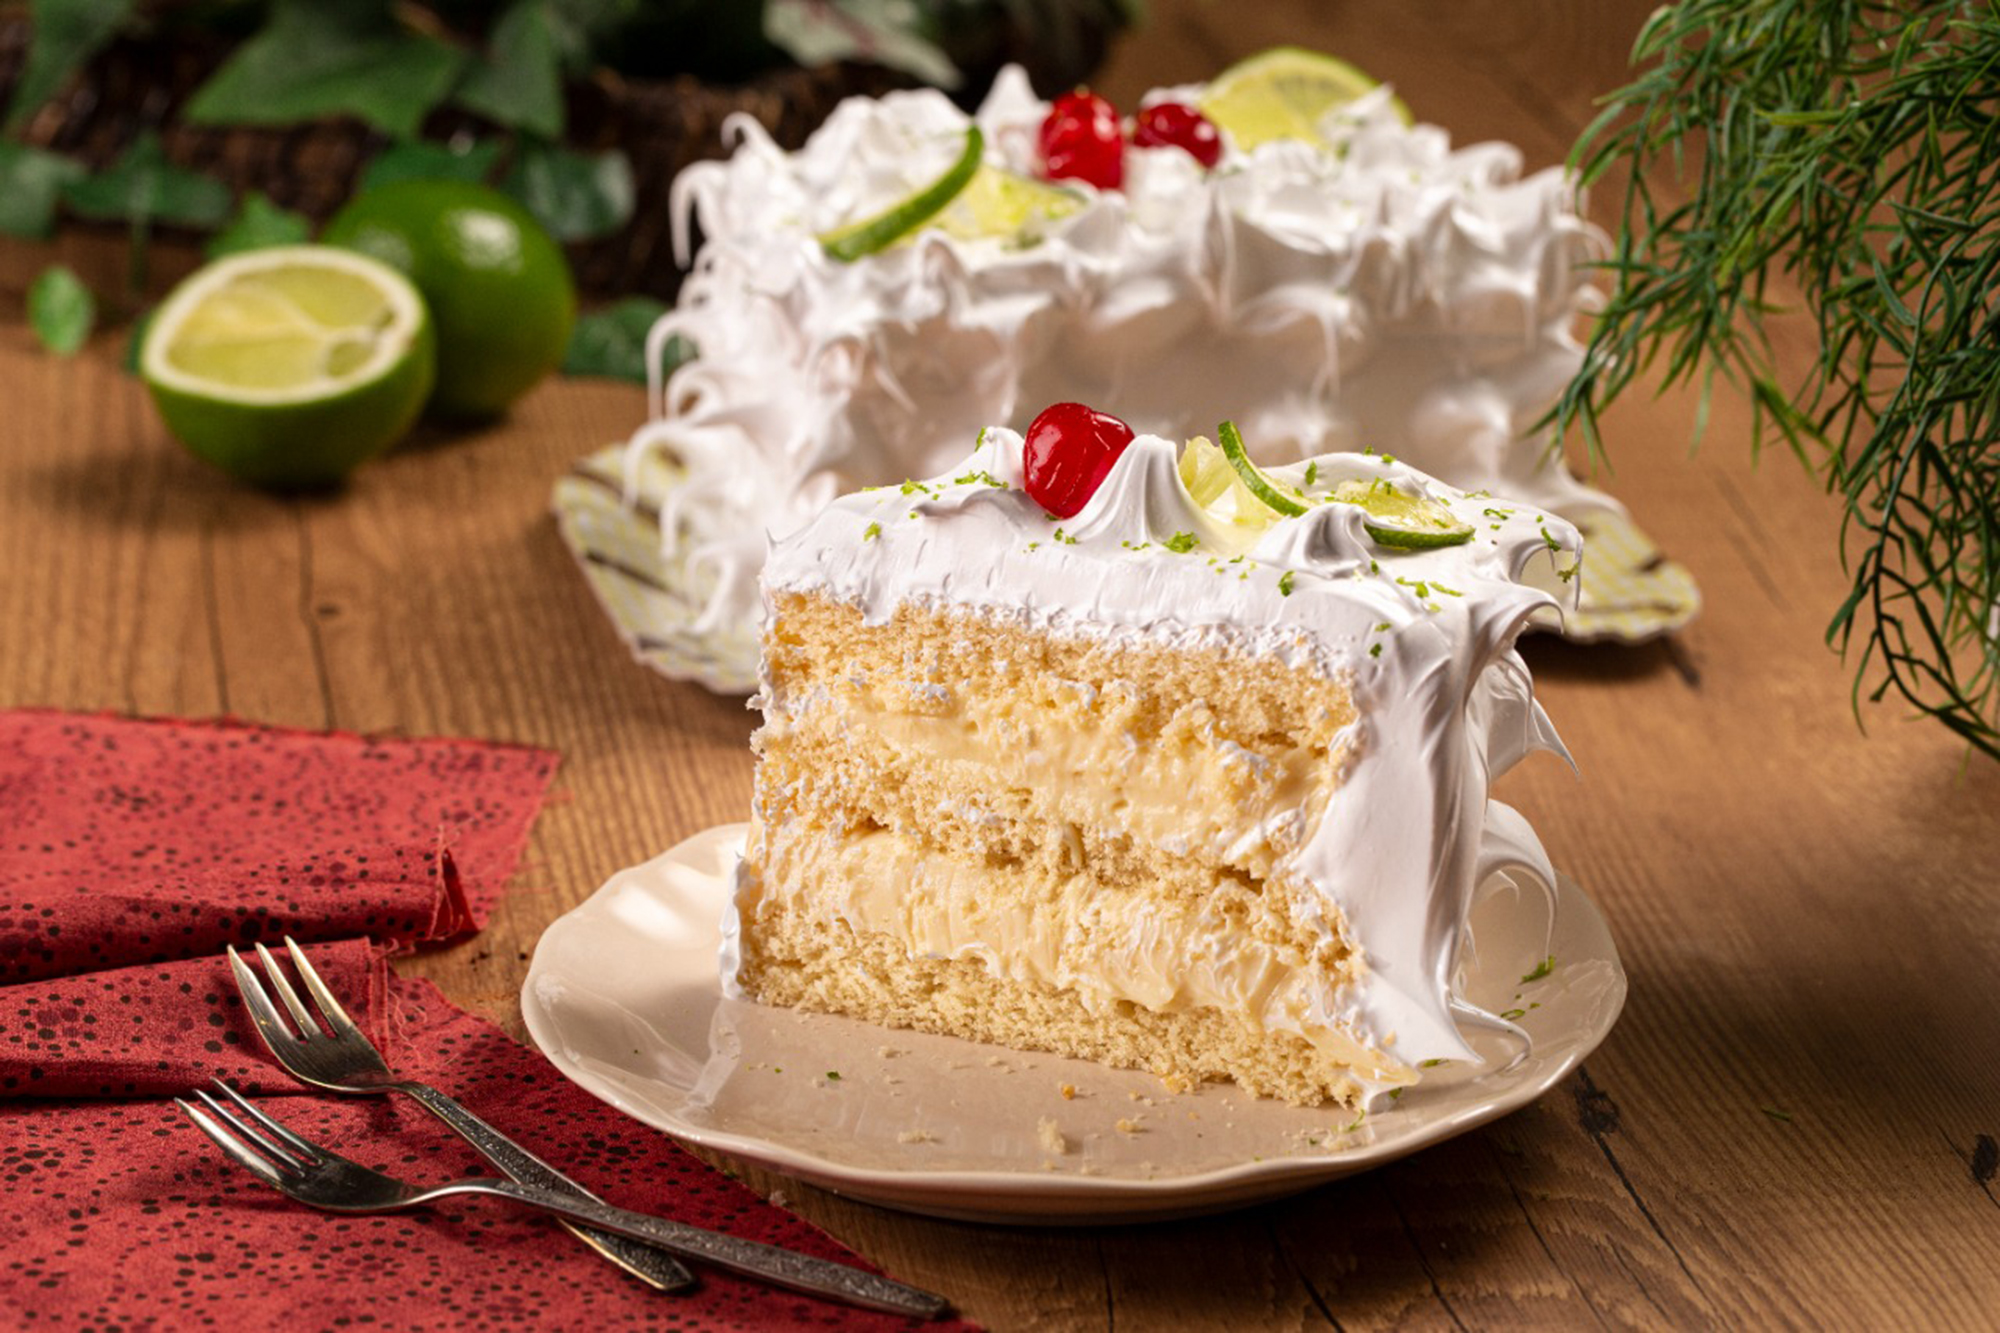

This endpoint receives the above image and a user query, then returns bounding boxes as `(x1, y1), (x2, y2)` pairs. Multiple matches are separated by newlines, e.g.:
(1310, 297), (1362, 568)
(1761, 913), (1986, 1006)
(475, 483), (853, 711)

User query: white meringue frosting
(627, 66), (1616, 646)
(735, 426), (1582, 1101)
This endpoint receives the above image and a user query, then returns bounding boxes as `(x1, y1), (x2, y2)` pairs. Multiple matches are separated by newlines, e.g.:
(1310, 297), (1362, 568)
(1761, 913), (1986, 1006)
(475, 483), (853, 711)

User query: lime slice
(1199, 46), (1412, 150)
(140, 244), (434, 489)
(1329, 478), (1475, 549)
(935, 165), (1083, 245)
(819, 126), (984, 263)
(1218, 420), (1310, 517)
(1179, 434), (1278, 528)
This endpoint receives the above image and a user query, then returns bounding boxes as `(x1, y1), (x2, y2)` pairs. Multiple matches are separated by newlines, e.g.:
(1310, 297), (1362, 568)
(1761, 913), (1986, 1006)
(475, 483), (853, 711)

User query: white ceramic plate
(523, 825), (1626, 1224)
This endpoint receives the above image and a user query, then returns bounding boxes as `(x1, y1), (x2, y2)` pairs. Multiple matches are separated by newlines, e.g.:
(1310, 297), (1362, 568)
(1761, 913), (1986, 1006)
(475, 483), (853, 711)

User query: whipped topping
(626, 65), (1615, 648)
(731, 427), (1581, 1103)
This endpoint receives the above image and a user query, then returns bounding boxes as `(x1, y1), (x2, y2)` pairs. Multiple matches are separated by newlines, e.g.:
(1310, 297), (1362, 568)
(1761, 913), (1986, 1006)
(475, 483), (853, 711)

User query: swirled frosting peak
(630, 63), (1613, 651)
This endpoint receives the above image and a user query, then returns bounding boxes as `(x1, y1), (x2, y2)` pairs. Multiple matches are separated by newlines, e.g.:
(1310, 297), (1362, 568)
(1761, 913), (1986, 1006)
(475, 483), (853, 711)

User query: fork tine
(227, 944), (303, 1047)
(203, 1078), (322, 1162)
(178, 1097), (294, 1186)
(283, 936), (362, 1037)
(192, 1088), (310, 1172)
(253, 940), (323, 1037)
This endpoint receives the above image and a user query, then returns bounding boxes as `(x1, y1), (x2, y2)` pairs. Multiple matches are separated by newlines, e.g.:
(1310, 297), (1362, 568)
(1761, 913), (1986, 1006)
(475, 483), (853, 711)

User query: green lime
(1178, 433), (1277, 528)
(322, 179), (575, 421)
(1329, 478), (1475, 549)
(819, 126), (984, 262)
(1218, 420), (1311, 517)
(935, 164), (1082, 245)
(1199, 46), (1412, 150)
(140, 245), (434, 490)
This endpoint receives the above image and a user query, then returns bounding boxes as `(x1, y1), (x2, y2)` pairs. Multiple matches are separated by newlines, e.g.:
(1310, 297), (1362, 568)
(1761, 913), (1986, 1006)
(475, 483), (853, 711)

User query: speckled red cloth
(0, 712), (969, 1331)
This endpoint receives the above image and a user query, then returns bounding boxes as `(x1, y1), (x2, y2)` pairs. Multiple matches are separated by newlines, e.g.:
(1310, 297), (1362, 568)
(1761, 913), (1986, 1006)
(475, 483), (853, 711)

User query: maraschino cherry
(1038, 90), (1124, 190)
(1132, 102), (1222, 169)
(1023, 402), (1135, 518)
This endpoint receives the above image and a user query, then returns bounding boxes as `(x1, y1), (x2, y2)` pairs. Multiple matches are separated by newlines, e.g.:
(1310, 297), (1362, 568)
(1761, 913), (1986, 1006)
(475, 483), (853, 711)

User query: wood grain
(4, 2), (1997, 1328)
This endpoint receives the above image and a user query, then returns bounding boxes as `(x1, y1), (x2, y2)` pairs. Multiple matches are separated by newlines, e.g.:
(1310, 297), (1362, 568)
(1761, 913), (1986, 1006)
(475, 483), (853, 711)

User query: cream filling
(750, 823), (1414, 1088)
(770, 678), (1347, 880)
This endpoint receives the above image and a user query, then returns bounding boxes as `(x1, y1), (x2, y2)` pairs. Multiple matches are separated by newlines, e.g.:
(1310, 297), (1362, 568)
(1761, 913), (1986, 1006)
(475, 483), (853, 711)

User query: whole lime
(140, 245), (435, 489)
(322, 180), (575, 422)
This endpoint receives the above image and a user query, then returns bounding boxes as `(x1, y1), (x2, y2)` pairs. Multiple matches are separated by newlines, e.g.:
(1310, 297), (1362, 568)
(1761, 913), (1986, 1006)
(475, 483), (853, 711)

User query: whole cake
(724, 406), (1581, 1108)
(626, 53), (1616, 640)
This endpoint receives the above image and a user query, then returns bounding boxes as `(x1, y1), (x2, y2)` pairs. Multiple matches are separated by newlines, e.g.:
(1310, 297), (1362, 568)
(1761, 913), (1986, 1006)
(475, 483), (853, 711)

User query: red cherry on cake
(1039, 89), (1125, 189)
(1132, 102), (1222, 168)
(1023, 402), (1136, 518)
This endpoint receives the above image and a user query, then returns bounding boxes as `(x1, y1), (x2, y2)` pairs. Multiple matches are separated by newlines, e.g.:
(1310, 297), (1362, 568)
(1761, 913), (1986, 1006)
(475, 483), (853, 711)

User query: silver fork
(179, 1080), (951, 1320)
(226, 939), (693, 1293)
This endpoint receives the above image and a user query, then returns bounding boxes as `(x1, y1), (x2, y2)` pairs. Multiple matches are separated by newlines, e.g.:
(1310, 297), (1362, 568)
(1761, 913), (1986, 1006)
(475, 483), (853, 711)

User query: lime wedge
(1329, 478), (1475, 549)
(140, 244), (434, 489)
(1199, 46), (1412, 150)
(1218, 420), (1310, 517)
(819, 126), (984, 263)
(935, 165), (1083, 245)
(1179, 434), (1278, 528)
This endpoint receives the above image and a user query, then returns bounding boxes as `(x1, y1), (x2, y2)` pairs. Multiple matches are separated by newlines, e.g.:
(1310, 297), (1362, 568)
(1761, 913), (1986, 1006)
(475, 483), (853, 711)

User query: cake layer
(733, 852), (1392, 1107)
(762, 593), (1356, 881)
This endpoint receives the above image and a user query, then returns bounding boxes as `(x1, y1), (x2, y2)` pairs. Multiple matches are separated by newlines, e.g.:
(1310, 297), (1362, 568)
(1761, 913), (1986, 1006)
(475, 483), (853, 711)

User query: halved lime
(1218, 420), (1310, 517)
(140, 244), (434, 489)
(935, 165), (1083, 245)
(1199, 46), (1412, 150)
(1329, 478), (1475, 549)
(819, 126), (985, 263)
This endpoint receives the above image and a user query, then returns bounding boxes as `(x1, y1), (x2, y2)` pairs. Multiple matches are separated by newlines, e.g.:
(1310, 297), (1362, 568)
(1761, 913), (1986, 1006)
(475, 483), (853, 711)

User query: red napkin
(0, 711), (973, 1330)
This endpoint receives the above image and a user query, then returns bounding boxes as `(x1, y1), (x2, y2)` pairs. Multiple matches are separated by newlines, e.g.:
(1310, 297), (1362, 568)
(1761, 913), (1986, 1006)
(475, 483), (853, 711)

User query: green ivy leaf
(454, 0), (567, 140)
(359, 138), (504, 193)
(206, 192), (312, 258)
(60, 132), (232, 229)
(499, 139), (632, 242)
(765, 0), (960, 88)
(183, 0), (468, 140)
(3, 0), (140, 131)
(0, 142), (87, 238)
(28, 264), (96, 356)
(562, 298), (693, 383)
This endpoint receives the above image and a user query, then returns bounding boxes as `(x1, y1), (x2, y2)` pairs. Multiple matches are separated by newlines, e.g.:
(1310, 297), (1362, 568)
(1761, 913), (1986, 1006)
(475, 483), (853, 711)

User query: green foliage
(562, 297), (689, 382)
(206, 192), (312, 258)
(183, 0), (469, 139)
(1556, 0), (2000, 759)
(499, 139), (633, 242)
(2, 0), (137, 131)
(59, 132), (232, 229)
(0, 141), (85, 237)
(454, 0), (567, 139)
(360, 139), (505, 192)
(27, 264), (95, 354)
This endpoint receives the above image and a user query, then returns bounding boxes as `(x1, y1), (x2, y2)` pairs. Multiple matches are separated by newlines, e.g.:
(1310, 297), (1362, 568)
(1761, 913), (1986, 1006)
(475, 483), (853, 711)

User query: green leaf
(60, 133), (232, 229)
(0, 142), (87, 238)
(183, 0), (468, 140)
(28, 265), (95, 356)
(205, 191), (311, 258)
(4, 0), (140, 131)
(562, 298), (692, 383)
(765, 0), (960, 88)
(454, 0), (567, 140)
(499, 139), (632, 242)
(359, 138), (504, 193)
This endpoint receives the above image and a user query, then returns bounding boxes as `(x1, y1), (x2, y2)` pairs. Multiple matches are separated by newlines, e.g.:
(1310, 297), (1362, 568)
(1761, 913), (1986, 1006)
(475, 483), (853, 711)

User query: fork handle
(394, 1081), (695, 1294)
(460, 1177), (951, 1320)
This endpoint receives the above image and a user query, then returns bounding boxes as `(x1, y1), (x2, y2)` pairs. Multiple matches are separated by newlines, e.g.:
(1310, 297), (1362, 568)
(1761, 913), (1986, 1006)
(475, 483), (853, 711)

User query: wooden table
(5, 3), (1996, 1327)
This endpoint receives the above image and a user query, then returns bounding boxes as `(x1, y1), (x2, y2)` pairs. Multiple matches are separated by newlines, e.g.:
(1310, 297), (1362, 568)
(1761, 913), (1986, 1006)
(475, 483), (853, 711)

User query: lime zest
(1217, 419), (1309, 517)
(1327, 477), (1475, 549)
(819, 126), (985, 263)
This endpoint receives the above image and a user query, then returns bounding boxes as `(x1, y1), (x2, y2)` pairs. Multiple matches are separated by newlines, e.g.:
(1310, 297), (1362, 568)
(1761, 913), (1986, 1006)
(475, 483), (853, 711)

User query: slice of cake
(723, 404), (1582, 1108)
(625, 53), (1615, 646)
